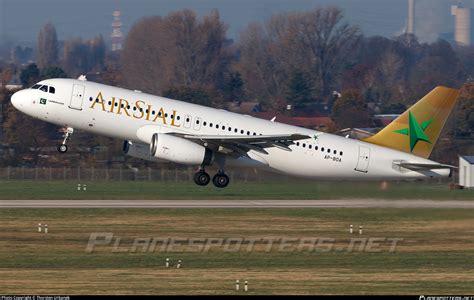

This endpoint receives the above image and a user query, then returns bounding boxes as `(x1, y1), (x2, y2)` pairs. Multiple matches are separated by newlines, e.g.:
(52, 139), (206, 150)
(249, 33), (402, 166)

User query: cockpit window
(49, 86), (55, 94)
(39, 85), (48, 92)
(31, 84), (41, 89)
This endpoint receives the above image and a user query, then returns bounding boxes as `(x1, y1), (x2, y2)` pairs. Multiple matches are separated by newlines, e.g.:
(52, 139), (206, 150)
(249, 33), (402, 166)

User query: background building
(451, 3), (473, 46)
(459, 156), (474, 188)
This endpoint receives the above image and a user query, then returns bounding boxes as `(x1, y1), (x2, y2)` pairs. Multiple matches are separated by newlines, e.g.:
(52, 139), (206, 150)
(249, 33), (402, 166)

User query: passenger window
(49, 86), (55, 94)
(184, 115), (192, 128)
(193, 117), (202, 131)
(40, 85), (48, 92)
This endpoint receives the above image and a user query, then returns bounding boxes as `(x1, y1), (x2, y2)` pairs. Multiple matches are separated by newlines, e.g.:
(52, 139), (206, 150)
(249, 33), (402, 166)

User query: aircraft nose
(11, 91), (20, 108)
(11, 90), (24, 110)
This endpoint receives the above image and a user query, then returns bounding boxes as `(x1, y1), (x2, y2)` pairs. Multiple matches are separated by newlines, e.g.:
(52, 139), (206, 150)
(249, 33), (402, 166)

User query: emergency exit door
(69, 84), (85, 110)
(355, 145), (370, 173)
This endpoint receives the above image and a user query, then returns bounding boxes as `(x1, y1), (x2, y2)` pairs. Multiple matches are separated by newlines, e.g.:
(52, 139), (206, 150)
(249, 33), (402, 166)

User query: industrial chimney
(451, 2), (473, 46)
(407, 0), (415, 34)
(111, 9), (123, 51)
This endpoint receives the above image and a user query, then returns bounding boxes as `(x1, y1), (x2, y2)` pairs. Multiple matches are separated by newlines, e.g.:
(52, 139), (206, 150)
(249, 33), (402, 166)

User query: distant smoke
(414, 0), (450, 42)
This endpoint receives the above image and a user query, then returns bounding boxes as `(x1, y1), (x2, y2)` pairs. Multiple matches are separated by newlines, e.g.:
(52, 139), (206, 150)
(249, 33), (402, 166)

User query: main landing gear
(194, 169), (211, 186)
(57, 127), (74, 153)
(212, 172), (229, 188)
(193, 169), (230, 188)
(193, 153), (230, 188)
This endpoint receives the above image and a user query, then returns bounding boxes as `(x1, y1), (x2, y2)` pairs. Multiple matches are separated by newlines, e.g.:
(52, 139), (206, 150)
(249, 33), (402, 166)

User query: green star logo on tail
(394, 111), (432, 152)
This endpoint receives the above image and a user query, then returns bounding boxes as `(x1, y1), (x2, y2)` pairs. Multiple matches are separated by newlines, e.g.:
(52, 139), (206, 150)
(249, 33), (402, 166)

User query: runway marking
(0, 200), (473, 208)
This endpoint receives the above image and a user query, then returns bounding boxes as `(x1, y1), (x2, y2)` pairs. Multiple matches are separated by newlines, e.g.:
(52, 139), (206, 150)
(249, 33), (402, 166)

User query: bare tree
(37, 22), (58, 68)
(286, 7), (361, 96)
(63, 38), (88, 76)
(238, 7), (360, 107)
(122, 9), (230, 96)
(237, 23), (278, 106)
(62, 35), (106, 77)
(88, 35), (106, 72)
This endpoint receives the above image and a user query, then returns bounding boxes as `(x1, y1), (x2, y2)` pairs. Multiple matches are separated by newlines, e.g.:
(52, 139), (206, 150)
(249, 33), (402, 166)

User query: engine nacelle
(123, 141), (164, 162)
(150, 133), (213, 166)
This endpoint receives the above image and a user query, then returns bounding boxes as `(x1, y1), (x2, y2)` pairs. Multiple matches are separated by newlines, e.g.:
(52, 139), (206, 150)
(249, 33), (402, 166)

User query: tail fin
(363, 86), (459, 158)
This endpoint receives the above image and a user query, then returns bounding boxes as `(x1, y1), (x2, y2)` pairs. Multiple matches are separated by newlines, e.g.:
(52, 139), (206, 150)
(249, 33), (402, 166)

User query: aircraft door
(69, 84), (85, 110)
(355, 145), (370, 173)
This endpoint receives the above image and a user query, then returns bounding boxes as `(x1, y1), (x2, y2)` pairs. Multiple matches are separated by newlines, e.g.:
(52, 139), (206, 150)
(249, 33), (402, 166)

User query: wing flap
(182, 133), (310, 155)
(183, 133), (309, 144)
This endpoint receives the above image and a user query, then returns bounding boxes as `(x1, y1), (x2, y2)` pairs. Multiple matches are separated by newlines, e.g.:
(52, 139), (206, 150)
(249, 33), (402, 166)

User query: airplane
(10, 77), (459, 188)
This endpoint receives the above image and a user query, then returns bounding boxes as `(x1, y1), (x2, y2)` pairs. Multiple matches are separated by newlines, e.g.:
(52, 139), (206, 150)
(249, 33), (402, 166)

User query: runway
(0, 199), (473, 208)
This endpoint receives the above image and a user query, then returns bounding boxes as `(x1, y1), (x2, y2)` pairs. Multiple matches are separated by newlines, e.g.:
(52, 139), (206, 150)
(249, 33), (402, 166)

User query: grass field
(0, 180), (472, 200)
(0, 208), (473, 294)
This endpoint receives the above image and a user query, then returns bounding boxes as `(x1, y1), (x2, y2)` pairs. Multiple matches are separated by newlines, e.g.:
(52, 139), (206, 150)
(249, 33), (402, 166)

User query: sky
(1, 0), (474, 47)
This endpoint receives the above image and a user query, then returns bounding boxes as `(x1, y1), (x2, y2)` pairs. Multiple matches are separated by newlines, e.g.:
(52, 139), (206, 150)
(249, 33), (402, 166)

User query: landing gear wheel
(58, 127), (74, 154)
(212, 173), (230, 188)
(57, 144), (68, 153)
(194, 171), (210, 186)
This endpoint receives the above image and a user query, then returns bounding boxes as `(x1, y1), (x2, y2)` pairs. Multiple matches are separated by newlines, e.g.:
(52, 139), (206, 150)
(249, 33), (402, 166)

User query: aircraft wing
(394, 162), (457, 171)
(181, 133), (310, 155)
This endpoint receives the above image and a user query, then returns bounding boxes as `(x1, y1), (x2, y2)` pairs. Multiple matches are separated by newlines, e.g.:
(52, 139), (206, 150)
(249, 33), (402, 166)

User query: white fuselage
(11, 78), (449, 180)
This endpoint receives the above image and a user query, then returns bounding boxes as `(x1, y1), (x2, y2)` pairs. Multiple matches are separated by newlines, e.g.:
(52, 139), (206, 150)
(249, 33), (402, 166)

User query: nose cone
(11, 90), (21, 109)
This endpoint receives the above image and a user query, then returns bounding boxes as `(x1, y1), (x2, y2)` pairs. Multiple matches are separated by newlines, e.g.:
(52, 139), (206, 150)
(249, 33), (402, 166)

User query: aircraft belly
(260, 147), (349, 179)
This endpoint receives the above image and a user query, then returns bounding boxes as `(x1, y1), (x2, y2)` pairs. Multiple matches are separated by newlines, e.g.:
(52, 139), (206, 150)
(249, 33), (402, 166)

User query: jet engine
(123, 141), (164, 162)
(150, 133), (213, 166)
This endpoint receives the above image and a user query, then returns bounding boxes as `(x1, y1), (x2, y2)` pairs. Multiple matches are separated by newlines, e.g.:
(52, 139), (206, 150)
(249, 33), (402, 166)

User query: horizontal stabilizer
(394, 162), (456, 171)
